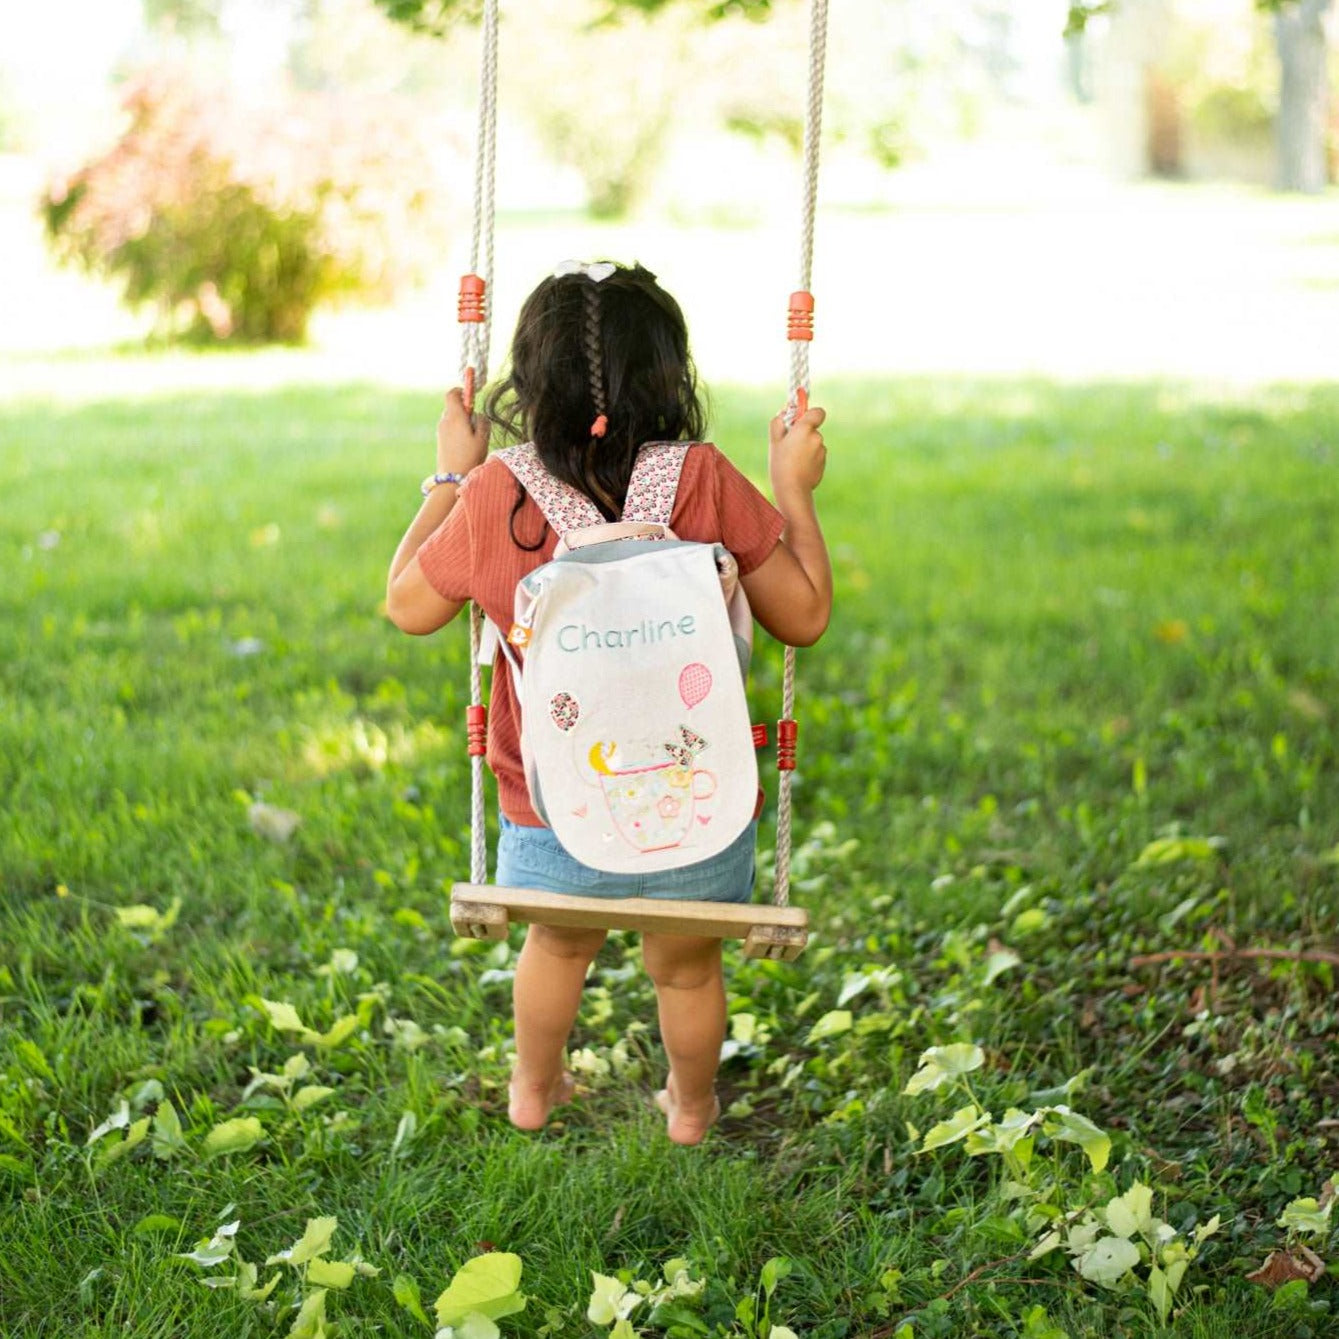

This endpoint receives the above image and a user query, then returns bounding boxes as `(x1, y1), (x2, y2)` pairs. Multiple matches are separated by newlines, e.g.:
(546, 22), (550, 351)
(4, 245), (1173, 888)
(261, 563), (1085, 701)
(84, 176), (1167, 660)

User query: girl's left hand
(436, 388), (491, 477)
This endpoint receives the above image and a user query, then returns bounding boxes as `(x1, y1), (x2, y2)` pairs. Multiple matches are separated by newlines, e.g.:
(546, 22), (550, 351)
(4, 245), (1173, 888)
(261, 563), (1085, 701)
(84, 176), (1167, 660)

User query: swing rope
(459, 0), (829, 908)
(774, 0), (829, 910)
(464, 0), (500, 887)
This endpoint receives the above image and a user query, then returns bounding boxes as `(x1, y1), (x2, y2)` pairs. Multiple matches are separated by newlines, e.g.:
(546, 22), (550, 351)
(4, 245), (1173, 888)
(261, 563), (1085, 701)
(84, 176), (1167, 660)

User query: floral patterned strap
(497, 443), (604, 537)
(622, 442), (692, 525)
(499, 441), (694, 537)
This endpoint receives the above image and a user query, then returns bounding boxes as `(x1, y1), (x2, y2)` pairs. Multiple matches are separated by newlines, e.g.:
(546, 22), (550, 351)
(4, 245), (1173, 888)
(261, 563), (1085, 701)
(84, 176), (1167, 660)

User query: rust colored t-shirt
(417, 442), (785, 826)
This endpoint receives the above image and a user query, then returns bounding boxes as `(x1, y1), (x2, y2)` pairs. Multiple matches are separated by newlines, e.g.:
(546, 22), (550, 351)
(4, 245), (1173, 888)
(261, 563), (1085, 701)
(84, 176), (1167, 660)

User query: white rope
(774, 0), (828, 910)
(478, 0), (499, 379)
(465, 0), (500, 886)
(469, 603), (488, 884)
(460, 0), (499, 392)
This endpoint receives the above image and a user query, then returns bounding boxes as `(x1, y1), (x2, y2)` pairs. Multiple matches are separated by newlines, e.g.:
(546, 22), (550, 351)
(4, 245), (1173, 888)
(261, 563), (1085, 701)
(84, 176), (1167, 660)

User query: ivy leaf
(152, 1100), (189, 1160)
(587, 1271), (637, 1324)
(237, 1261), (282, 1301)
(283, 1053), (312, 1081)
(1147, 1263), (1174, 1321)
(903, 1044), (985, 1096)
(114, 898), (181, 939)
(175, 1223), (240, 1269)
(921, 1104), (992, 1152)
(805, 1010), (852, 1044)
(1104, 1182), (1155, 1239)
(287, 1286), (329, 1339)
(1074, 1236), (1141, 1287)
(202, 1117), (264, 1158)
(1134, 836), (1222, 866)
(87, 1101), (131, 1146)
(268, 1216), (339, 1266)
(317, 1015), (360, 1049)
(394, 1272), (432, 1326)
(1071, 1231), (1135, 1285)
(292, 1086), (337, 1112)
(320, 949), (360, 976)
(454, 1315), (502, 1339)
(981, 947), (1021, 987)
(965, 1107), (1038, 1158)
(98, 1116), (150, 1166)
(1043, 1106), (1111, 1172)
(259, 998), (318, 1041)
(435, 1253), (525, 1326)
(1277, 1196), (1333, 1236)
(307, 1258), (356, 1290)
(760, 1256), (792, 1298)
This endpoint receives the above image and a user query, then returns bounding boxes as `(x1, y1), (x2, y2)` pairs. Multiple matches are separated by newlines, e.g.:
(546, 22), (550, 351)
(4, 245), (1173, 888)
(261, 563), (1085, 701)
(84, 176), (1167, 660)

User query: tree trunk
(1274, 0), (1333, 193)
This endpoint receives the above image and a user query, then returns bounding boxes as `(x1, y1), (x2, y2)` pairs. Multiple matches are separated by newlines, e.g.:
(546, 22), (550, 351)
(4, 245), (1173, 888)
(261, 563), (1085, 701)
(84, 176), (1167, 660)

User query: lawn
(0, 371), (1336, 1338)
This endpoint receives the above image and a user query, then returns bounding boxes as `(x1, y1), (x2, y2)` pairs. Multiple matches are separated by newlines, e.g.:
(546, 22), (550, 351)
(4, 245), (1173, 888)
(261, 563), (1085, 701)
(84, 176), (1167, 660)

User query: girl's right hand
(769, 404), (827, 502)
(437, 388), (491, 477)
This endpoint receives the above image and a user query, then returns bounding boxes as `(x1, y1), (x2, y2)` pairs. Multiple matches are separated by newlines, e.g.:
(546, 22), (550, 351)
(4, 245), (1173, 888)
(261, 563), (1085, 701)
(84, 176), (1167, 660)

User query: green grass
(1, 373), (1337, 1338)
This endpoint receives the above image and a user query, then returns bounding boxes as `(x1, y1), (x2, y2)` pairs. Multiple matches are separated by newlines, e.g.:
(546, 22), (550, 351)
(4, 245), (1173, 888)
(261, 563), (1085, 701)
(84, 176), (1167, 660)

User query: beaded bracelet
(421, 471), (467, 497)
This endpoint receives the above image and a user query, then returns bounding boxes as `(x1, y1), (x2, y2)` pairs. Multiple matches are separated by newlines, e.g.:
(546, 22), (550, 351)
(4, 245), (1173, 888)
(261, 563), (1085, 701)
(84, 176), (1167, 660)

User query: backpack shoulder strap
(497, 443), (604, 537)
(622, 442), (691, 526)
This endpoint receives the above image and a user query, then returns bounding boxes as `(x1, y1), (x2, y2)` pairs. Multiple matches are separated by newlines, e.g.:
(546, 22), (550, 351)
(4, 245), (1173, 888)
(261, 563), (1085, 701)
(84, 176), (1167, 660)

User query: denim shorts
(496, 815), (758, 903)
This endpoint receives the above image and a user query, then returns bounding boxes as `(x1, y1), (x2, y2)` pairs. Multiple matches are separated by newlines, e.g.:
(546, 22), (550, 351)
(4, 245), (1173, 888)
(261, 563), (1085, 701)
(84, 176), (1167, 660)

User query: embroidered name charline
(558, 616), (697, 653)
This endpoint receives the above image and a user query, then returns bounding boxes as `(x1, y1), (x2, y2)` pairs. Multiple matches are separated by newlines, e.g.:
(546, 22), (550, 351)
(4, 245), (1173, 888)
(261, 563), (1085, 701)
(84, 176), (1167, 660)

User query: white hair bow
(553, 259), (616, 282)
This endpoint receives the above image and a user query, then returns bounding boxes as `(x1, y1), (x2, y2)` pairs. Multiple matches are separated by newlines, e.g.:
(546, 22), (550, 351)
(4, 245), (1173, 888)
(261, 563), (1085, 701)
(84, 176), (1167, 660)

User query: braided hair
(484, 262), (708, 547)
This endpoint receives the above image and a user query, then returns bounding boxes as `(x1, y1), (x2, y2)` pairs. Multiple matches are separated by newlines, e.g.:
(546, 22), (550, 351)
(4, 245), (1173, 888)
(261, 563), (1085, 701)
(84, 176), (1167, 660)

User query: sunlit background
(1, 0), (1336, 398)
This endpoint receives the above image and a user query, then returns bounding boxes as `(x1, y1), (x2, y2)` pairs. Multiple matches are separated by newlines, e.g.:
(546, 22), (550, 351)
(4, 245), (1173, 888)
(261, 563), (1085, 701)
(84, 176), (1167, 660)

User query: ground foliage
(0, 374), (1336, 1337)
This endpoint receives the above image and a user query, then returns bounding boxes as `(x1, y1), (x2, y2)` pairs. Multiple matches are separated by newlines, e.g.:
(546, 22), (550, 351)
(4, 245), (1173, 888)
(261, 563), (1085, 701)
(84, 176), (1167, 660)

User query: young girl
(386, 261), (831, 1145)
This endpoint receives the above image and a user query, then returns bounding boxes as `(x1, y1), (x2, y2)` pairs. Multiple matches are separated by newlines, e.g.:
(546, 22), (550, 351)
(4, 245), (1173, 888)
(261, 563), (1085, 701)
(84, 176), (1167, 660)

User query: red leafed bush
(42, 65), (451, 343)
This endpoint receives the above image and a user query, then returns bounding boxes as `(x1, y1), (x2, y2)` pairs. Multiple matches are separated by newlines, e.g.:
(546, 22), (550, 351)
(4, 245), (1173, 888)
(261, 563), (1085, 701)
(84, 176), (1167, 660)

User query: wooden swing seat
(450, 883), (810, 960)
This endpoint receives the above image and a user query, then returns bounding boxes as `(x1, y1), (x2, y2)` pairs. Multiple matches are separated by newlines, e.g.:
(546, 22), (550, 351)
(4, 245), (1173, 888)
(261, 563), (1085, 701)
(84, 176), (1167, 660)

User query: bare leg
(642, 932), (726, 1145)
(510, 922), (606, 1130)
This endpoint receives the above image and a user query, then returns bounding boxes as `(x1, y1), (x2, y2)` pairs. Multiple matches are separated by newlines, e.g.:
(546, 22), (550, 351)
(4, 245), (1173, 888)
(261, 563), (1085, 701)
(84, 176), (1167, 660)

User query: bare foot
(508, 1070), (575, 1131)
(654, 1080), (720, 1146)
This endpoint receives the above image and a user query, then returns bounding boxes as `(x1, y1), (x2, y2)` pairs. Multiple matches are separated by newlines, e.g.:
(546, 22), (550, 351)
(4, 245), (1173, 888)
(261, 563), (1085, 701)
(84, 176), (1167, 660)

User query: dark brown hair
(483, 262), (708, 547)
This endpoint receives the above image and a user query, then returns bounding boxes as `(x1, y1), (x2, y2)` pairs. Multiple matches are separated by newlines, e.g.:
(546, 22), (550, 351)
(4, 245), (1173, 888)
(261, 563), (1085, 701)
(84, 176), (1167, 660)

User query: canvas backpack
(496, 441), (759, 875)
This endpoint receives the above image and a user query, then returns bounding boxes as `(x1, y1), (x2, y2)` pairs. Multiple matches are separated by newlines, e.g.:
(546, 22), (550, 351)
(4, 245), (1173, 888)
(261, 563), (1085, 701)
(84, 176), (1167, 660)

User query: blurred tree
(375, 0), (1132, 33)
(142, 0), (224, 35)
(370, 0), (769, 30)
(43, 63), (447, 342)
(1073, 0), (1333, 190)
(1261, 0), (1333, 190)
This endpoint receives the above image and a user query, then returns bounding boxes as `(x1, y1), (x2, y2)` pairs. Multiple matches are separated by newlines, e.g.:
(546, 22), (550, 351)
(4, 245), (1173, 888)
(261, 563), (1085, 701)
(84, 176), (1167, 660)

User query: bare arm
(385, 389), (489, 635)
(739, 406), (832, 647)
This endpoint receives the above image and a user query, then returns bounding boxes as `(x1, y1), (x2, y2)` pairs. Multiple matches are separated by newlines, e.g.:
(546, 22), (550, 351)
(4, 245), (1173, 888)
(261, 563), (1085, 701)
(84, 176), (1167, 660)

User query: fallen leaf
(1245, 1247), (1326, 1288)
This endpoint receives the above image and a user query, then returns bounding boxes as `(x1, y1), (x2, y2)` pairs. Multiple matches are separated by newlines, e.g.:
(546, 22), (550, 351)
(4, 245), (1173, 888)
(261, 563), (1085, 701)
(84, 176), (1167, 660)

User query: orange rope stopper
(458, 274), (486, 324)
(466, 704), (488, 757)
(462, 365), (477, 416)
(777, 718), (798, 771)
(787, 290), (814, 342)
(752, 723), (770, 749)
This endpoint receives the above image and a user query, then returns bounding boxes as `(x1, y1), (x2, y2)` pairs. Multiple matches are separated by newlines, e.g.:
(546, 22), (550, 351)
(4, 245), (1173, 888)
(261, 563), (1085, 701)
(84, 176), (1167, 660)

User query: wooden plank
(743, 924), (810, 961)
(450, 883), (808, 943)
(450, 899), (508, 941)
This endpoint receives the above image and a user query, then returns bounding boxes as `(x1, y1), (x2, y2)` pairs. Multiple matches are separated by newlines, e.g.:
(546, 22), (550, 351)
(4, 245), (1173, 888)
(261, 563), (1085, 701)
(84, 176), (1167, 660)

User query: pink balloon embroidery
(678, 662), (712, 710)
(550, 692), (580, 732)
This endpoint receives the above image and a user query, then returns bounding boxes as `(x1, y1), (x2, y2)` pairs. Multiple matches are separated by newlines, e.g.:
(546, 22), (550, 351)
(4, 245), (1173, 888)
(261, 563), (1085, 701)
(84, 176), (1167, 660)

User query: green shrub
(42, 65), (445, 343)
